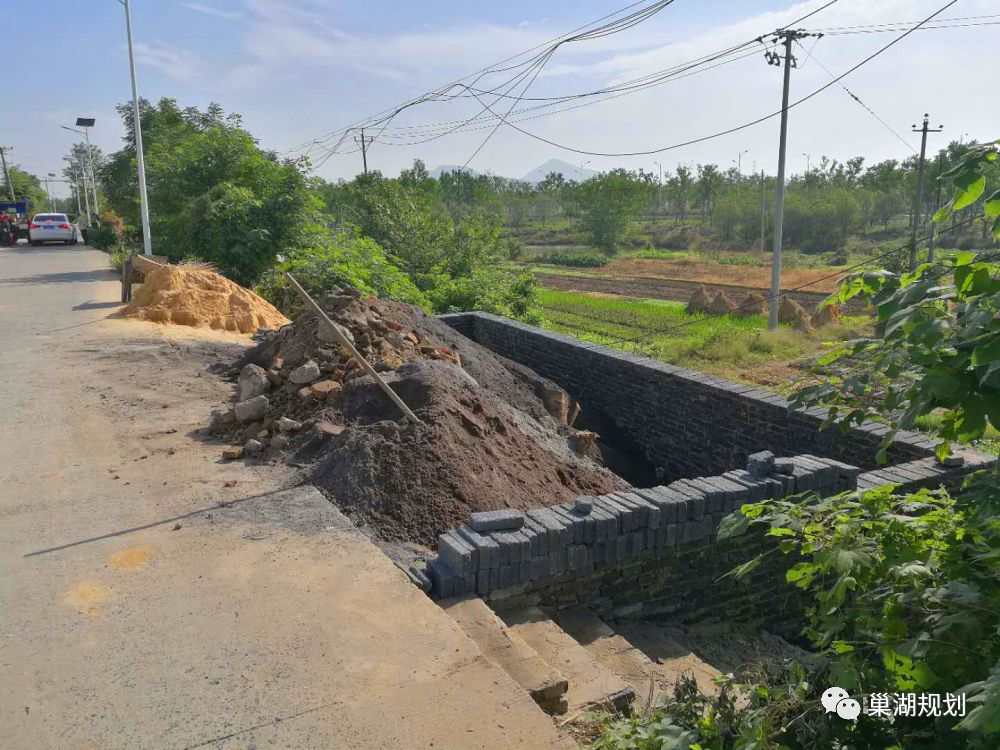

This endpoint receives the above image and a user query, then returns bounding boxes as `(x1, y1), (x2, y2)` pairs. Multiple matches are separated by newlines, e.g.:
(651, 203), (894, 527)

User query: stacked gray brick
(429, 452), (864, 599)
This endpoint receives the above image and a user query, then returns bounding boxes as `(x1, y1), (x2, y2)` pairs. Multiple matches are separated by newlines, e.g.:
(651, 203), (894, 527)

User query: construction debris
(211, 288), (626, 544)
(122, 263), (288, 334)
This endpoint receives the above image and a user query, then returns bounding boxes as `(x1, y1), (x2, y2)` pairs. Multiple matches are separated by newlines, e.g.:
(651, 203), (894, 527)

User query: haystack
(122, 264), (288, 334)
(686, 284), (713, 314)
(777, 296), (806, 326)
(737, 291), (767, 317)
(708, 291), (738, 315)
(810, 304), (842, 328)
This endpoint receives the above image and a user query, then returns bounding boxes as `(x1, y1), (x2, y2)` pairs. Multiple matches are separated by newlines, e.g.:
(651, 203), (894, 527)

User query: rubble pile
(211, 288), (626, 544)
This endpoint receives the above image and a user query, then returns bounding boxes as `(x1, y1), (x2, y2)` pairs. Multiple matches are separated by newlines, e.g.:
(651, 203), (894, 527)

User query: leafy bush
(83, 224), (118, 251)
(532, 252), (608, 267)
(256, 225), (426, 313)
(591, 476), (1000, 750)
(107, 243), (131, 273)
(423, 267), (541, 325)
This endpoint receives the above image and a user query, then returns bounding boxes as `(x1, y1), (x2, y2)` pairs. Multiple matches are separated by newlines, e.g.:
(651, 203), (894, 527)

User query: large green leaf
(953, 173), (986, 212)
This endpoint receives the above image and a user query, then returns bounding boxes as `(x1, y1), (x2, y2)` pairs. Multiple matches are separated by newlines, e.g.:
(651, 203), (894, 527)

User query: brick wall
(439, 312), (936, 479)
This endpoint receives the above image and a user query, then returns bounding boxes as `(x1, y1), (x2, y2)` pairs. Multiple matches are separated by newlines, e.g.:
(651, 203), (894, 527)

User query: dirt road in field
(0, 243), (570, 749)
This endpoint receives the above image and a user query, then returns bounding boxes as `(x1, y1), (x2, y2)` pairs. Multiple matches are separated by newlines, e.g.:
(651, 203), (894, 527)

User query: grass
(913, 413), (1000, 456)
(620, 247), (694, 261)
(538, 289), (866, 388)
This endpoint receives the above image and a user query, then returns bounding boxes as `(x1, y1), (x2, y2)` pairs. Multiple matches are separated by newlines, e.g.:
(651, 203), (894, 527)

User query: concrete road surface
(0, 243), (571, 749)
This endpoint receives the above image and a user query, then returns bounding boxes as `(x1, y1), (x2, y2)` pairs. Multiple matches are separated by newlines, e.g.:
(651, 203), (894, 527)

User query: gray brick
(723, 470), (767, 502)
(574, 496), (594, 515)
(456, 525), (500, 570)
(747, 450), (775, 478)
(683, 478), (724, 513)
(469, 509), (525, 533)
(437, 530), (475, 577)
(667, 481), (705, 520)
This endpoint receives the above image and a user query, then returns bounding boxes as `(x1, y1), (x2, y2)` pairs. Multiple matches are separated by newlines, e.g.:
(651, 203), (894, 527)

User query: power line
(284, 0), (843, 166)
(793, 41), (917, 154)
(455, 0), (959, 158)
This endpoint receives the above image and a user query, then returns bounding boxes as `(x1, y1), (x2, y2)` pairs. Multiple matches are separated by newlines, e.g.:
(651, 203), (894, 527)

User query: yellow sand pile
(122, 264), (288, 334)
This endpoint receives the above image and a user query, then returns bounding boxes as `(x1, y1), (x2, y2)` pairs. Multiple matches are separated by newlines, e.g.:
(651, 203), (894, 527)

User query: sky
(4, 0), (998, 198)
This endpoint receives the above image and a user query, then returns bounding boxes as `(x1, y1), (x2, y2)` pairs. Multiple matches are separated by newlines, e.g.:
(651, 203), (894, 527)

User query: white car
(29, 213), (77, 246)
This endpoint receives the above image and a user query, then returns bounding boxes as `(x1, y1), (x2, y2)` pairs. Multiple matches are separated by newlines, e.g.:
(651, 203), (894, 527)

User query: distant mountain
(428, 164), (483, 179)
(521, 158), (597, 184)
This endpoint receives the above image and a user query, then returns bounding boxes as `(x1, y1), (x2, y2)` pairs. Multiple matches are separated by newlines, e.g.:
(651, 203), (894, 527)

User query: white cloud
(183, 2), (244, 21)
(132, 41), (202, 82)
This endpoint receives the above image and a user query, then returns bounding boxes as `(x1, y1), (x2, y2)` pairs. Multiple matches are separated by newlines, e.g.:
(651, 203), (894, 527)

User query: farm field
(537, 288), (869, 389)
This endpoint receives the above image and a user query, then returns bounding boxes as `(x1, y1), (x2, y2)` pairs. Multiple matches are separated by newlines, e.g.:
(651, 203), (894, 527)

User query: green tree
(792, 140), (1000, 460)
(4, 165), (48, 213)
(572, 169), (648, 254)
(100, 99), (315, 284)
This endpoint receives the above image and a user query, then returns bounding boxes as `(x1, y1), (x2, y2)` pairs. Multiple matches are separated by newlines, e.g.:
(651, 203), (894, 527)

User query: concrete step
(550, 607), (675, 707)
(611, 620), (723, 698)
(500, 605), (635, 715)
(441, 595), (569, 714)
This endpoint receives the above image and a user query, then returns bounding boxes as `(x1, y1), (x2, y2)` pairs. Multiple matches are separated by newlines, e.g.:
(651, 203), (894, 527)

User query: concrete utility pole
(763, 28), (821, 329)
(0, 146), (15, 201)
(354, 129), (374, 176)
(928, 153), (944, 263)
(123, 0), (153, 257)
(909, 114), (943, 270)
(759, 170), (767, 252)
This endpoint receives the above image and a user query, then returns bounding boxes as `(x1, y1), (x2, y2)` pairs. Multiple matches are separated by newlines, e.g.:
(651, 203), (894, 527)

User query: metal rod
(284, 273), (423, 425)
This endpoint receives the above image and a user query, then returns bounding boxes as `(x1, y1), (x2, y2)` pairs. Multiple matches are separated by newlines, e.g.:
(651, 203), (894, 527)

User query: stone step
(441, 595), (569, 715)
(500, 605), (635, 714)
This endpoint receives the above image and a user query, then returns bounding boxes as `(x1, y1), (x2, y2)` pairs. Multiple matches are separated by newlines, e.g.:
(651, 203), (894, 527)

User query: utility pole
(354, 128), (374, 176)
(909, 114), (943, 269)
(762, 28), (821, 329)
(122, 0), (153, 255)
(928, 153), (944, 263)
(0, 146), (15, 201)
(759, 170), (767, 252)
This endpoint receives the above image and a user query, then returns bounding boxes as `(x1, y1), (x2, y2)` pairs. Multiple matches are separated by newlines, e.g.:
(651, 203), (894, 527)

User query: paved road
(0, 243), (569, 749)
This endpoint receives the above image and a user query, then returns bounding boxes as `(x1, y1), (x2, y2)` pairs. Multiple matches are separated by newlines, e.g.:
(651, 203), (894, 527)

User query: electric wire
(450, 0), (958, 158)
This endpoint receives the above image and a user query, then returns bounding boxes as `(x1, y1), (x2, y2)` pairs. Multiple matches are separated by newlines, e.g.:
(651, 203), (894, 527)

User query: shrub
(718, 253), (765, 267)
(83, 225), (118, 251)
(256, 225), (426, 313)
(532, 252), (608, 267)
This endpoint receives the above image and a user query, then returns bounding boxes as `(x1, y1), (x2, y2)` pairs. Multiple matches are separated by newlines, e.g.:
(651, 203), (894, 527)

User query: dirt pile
(122, 264), (288, 334)
(211, 288), (626, 544)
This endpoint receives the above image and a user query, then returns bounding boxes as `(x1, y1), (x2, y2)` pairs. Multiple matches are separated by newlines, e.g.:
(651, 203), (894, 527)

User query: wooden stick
(284, 273), (423, 425)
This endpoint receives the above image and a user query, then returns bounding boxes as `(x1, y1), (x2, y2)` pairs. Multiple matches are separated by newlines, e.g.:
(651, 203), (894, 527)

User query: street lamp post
(122, 0), (153, 256)
(60, 123), (100, 225)
(43, 174), (55, 211)
(578, 160), (591, 180)
(802, 153), (811, 173)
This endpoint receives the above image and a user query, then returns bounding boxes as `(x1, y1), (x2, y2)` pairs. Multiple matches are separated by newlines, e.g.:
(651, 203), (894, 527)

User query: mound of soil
(311, 361), (625, 544)
(123, 264), (288, 334)
(212, 287), (626, 545)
